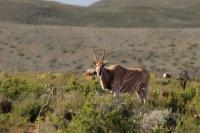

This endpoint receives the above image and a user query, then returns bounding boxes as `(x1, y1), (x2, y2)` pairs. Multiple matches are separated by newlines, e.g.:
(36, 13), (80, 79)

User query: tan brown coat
(84, 50), (150, 103)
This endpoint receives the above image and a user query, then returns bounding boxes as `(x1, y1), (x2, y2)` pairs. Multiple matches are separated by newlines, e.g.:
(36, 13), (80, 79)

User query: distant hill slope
(0, 0), (92, 26)
(90, 0), (200, 27)
(0, 0), (200, 27)
(92, 0), (200, 9)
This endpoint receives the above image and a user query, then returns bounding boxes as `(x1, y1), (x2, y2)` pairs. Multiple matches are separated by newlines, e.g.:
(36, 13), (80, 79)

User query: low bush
(142, 109), (177, 132)
(21, 101), (42, 123)
(0, 78), (29, 100)
(0, 72), (199, 132)
(65, 75), (82, 92)
(0, 98), (12, 114)
(175, 114), (200, 133)
(68, 93), (141, 133)
(168, 88), (196, 113)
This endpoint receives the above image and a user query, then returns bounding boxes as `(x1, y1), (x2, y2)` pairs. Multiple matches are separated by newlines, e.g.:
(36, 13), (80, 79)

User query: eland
(84, 50), (150, 103)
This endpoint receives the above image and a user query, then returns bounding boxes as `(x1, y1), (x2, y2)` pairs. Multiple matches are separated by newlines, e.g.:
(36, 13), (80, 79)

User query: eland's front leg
(136, 89), (147, 104)
(112, 92), (119, 104)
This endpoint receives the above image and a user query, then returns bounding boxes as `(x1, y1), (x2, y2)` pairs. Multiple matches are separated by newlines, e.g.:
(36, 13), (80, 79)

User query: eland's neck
(98, 67), (113, 90)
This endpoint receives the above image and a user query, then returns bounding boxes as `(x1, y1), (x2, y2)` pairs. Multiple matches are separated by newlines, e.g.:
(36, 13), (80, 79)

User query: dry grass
(0, 22), (200, 75)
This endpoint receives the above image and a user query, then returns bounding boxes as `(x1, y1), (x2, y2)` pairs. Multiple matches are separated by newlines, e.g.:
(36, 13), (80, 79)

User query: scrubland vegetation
(1, 1), (200, 133)
(0, 72), (200, 133)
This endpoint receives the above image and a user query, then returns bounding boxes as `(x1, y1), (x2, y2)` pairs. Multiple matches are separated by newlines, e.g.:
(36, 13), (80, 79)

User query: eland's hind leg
(142, 87), (148, 103)
(112, 92), (119, 104)
(136, 88), (147, 104)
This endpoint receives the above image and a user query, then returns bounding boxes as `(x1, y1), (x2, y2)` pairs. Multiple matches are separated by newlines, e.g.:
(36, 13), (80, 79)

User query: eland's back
(108, 65), (150, 103)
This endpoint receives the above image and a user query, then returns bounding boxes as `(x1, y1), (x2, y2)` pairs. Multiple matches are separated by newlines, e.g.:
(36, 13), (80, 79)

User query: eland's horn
(92, 49), (97, 61)
(102, 49), (105, 61)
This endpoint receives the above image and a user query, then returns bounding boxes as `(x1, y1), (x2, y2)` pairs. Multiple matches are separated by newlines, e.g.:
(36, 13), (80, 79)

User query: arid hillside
(0, 22), (200, 75)
(1, 0), (200, 27)
(92, 0), (200, 9)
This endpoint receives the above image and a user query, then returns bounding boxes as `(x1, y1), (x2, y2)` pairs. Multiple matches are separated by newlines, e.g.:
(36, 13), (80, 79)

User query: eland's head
(92, 49), (107, 77)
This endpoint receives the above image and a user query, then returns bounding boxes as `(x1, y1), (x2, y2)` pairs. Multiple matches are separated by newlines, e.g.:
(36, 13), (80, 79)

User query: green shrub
(0, 78), (45, 100)
(159, 79), (170, 86)
(68, 94), (141, 133)
(84, 80), (103, 96)
(101, 104), (141, 133)
(0, 73), (199, 132)
(180, 88), (196, 104)
(167, 92), (179, 112)
(31, 84), (45, 98)
(66, 75), (102, 96)
(175, 114), (200, 133)
(21, 102), (42, 122)
(0, 98), (12, 114)
(0, 114), (10, 133)
(0, 78), (29, 100)
(167, 88), (196, 113)
(66, 75), (82, 92)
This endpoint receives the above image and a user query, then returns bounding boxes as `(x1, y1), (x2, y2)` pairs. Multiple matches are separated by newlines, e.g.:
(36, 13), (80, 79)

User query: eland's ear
(103, 60), (108, 65)
(93, 61), (96, 66)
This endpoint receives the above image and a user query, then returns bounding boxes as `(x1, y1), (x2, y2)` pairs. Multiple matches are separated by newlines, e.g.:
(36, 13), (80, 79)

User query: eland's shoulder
(107, 64), (125, 70)
(128, 67), (146, 72)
